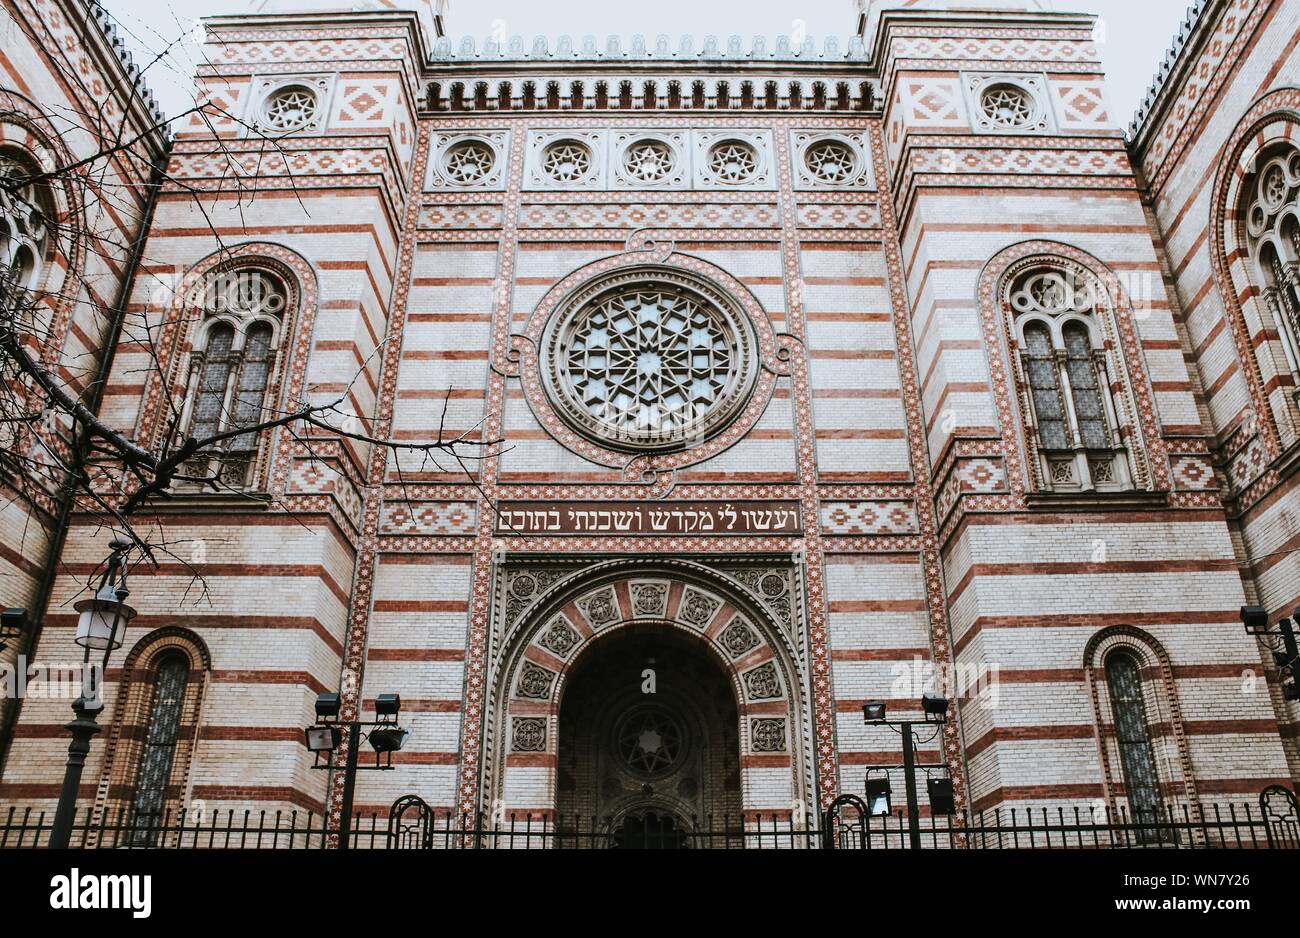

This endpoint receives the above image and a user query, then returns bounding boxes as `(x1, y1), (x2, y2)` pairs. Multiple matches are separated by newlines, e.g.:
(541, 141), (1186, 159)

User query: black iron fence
(3, 790), (1298, 849)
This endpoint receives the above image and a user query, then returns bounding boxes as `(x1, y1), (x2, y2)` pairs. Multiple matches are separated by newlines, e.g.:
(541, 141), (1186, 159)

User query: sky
(100, 0), (1195, 132)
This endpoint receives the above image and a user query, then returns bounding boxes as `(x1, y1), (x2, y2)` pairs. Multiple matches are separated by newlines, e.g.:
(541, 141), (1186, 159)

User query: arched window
(0, 150), (50, 320)
(1242, 144), (1300, 372)
(178, 268), (288, 490)
(1103, 651), (1164, 827)
(130, 654), (189, 845)
(91, 628), (209, 845)
(1006, 264), (1132, 492)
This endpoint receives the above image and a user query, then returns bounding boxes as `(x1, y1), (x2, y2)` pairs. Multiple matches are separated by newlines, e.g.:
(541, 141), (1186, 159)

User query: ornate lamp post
(49, 539), (136, 849)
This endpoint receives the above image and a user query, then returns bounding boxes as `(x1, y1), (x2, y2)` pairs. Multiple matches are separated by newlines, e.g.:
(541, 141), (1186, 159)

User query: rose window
(804, 139), (857, 183)
(622, 139), (675, 183)
(541, 269), (759, 451)
(707, 140), (758, 184)
(615, 706), (685, 777)
(441, 140), (495, 183)
(261, 85), (318, 132)
(980, 84), (1036, 130)
(542, 140), (593, 183)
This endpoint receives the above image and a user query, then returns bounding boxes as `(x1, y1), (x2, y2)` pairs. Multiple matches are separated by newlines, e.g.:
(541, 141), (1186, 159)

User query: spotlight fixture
(928, 777), (956, 815)
(374, 694), (401, 722)
(1241, 605), (1270, 636)
(0, 608), (24, 651)
(369, 727), (410, 755)
(314, 692), (341, 721)
(304, 725), (341, 754)
(865, 777), (892, 816)
(862, 701), (887, 723)
(921, 691), (949, 723)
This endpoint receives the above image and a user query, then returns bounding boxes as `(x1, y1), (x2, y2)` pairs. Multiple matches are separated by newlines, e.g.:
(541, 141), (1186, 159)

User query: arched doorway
(483, 559), (811, 831)
(556, 625), (743, 837)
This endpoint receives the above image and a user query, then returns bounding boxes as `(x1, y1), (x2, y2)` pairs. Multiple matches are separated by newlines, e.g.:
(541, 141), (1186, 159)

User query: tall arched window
(1243, 144), (1300, 372)
(0, 151), (50, 321)
(1104, 651), (1164, 829)
(1006, 264), (1132, 492)
(178, 268), (288, 490)
(130, 654), (189, 845)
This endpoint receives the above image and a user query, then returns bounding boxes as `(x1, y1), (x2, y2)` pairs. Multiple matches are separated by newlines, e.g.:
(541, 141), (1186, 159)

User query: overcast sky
(101, 0), (1194, 132)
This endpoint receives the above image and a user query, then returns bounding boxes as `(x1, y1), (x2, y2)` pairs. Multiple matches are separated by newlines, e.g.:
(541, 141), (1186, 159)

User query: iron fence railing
(2, 795), (1297, 849)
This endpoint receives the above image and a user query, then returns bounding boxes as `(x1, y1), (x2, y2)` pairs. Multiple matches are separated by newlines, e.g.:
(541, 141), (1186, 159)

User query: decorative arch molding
(1082, 626), (1198, 816)
(136, 241), (320, 498)
(478, 556), (814, 823)
(89, 626), (212, 837)
(507, 232), (798, 484)
(1209, 88), (1300, 467)
(0, 87), (86, 365)
(977, 240), (1172, 502)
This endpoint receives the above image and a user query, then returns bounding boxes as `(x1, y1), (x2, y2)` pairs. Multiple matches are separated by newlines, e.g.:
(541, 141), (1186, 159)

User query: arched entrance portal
(556, 625), (743, 833)
(484, 559), (811, 829)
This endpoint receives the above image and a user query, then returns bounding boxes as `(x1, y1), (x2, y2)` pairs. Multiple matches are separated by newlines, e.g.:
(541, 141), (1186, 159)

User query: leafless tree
(0, 3), (503, 599)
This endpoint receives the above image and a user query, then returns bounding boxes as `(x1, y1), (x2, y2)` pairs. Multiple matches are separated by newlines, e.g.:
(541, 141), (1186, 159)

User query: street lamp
(305, 691), (409, 849)
(861, 692), (953, 849)
(1241, 605), (1300, 701)
(50, 539), (137, 849)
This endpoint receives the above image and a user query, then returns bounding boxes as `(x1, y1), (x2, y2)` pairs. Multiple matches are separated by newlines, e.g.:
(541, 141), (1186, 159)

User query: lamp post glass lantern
(49, 539), (137, 849)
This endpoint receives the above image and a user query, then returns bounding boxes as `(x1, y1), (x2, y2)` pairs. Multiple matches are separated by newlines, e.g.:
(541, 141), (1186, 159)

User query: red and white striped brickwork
(0, 0), (167, 765)
(3, 0), (1299, 832)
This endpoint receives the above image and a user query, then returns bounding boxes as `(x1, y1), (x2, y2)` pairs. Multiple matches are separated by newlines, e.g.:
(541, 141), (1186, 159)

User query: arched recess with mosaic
(479, 557), (814, 827)
(977, 240), (1171, 502)
(1209, 89), (1300, 469)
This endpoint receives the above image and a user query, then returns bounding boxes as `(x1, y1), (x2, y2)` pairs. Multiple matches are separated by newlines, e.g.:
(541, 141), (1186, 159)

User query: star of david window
(980, 83), (1036, 131)
(803, 139), (857, 183)
(542, 139), (593, 183)
(261, 85), (319, 132)
(622, 139), (676, 183)
(615, 705), (685, 778)
(541, 267), (759, 452)
(708, 139), (758, 184)
(441, 139), (495, 184)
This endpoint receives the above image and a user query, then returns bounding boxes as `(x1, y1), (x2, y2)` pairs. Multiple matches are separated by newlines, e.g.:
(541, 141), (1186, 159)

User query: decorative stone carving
(610, 130), (689, 189)
(247, 74), (331, 136)
(517, 661), (556, 699)
(576, 586), (621, 628)
(790, 130), (874, 190)
(537, 615), (580, 657)
(732, 568), (794, 634)
(719, 616), (760, 658)
(428, 130), (510, 190)
(743, 662), (781, 699)
(511, 717), (546, 752)
(963, 72), (1054, 134)
(503, 567), (567, 629)
(751, 719), (787, 752)
(692, 130), (775, 190)
(629, 581), (669, 618)
(678, 587), (721, 628)
(524, 130), (607, 190)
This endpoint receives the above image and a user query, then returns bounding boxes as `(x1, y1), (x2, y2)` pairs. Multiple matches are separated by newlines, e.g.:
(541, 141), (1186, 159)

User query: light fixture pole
(49, 539), (136, 849)
(862, 692), (952, 850)
(305, 692), (409, 849)
(1241, 606), (1300, 701)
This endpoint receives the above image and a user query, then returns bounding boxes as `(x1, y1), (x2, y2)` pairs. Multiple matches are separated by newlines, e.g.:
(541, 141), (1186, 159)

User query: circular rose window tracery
(262, 85), (318, 132)
(541, 266), (759, 452)
(980, 83), (1036, 130)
